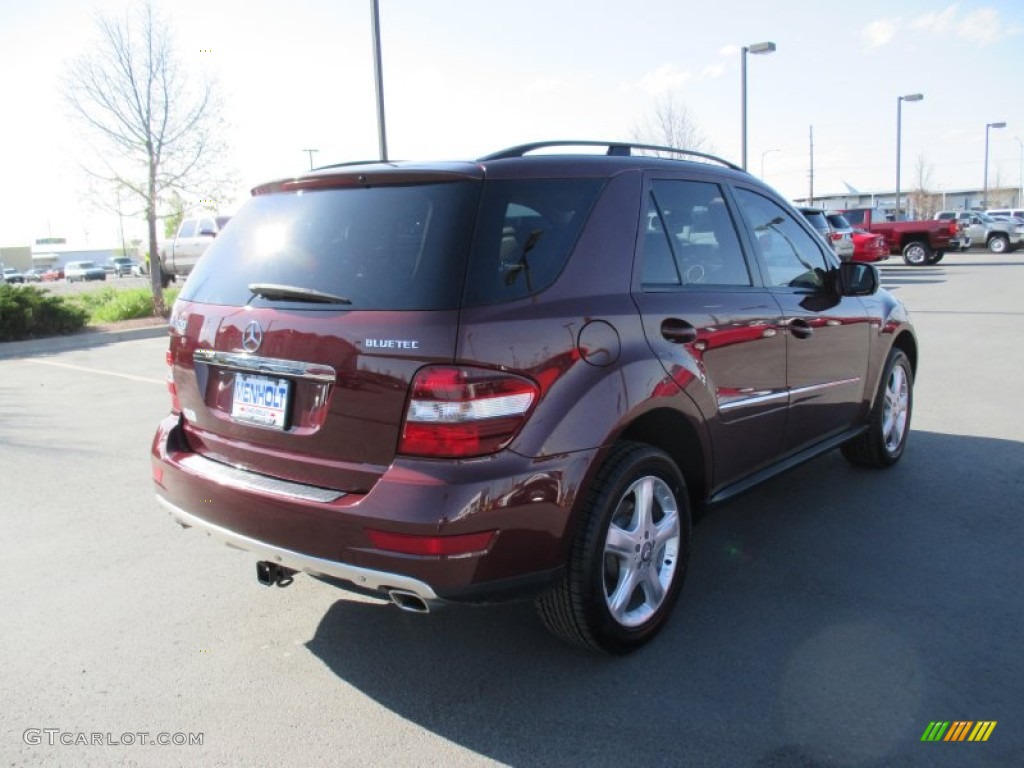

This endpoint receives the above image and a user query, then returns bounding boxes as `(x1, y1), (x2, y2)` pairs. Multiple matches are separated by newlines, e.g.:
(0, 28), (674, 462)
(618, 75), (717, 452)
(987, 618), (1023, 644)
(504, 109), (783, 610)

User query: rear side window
(641, 179), (751, 287)
(178, 220), (197, 238)
(800, 210), (830, 234)
(179, 182), (481, 310)
(462, 179), (604, 306)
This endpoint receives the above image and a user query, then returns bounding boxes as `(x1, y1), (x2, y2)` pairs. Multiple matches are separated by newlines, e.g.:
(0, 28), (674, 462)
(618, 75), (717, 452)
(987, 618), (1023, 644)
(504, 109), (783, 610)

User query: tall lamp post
(895, 93), (923, 221)
(983, 121), (1006, 208)
(741, 41), (776, 170)
(371, 0), (388, 162)
(760, 148), (780, 181)
(1015, 136), (1023, 208)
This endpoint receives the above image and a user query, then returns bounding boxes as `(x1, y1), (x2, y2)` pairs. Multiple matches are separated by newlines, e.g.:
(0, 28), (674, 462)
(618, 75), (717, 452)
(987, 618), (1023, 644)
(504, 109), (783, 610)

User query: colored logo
(921, 721), (997, 742)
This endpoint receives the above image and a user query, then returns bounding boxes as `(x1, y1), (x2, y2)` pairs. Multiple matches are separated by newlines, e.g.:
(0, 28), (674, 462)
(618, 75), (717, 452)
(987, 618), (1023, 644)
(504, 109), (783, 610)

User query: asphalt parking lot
(0, 251), (1021, 767)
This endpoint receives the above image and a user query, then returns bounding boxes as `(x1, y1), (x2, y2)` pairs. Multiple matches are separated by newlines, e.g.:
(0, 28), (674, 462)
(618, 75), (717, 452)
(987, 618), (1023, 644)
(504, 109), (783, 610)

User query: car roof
(254, 141), (755, 193)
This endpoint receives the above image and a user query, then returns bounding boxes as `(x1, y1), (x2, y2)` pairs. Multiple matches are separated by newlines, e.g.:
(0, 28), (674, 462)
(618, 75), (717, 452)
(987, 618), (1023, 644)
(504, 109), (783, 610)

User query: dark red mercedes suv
(152, 142), (917, 653)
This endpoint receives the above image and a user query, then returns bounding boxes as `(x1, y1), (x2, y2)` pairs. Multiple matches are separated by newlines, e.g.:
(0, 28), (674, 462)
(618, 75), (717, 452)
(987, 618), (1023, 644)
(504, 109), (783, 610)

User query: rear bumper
(156, 494), (443, 603)
(151, 414), (596, 602)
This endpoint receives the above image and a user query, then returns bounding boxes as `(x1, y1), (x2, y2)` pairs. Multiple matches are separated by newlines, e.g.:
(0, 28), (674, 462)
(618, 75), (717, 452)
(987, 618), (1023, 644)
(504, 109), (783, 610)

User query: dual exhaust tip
(256, 561), (431, 613)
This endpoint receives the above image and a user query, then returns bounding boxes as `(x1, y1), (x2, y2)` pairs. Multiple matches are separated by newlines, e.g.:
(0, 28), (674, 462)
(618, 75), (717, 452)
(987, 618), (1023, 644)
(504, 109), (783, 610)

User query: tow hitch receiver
(256, 561), (296, 587)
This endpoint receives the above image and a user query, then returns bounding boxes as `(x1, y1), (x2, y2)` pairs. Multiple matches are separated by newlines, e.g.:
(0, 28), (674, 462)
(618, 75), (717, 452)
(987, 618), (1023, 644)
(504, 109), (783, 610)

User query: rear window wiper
(248, 283), (352, 305)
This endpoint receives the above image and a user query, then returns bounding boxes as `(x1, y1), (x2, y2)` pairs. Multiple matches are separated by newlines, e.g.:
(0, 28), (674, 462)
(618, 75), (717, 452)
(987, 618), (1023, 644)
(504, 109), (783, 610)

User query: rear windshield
(179, 181), (481, 310)
(179, 177), (604, 310)
(800, 210), (830, 232)
(826, 213), (851, 230)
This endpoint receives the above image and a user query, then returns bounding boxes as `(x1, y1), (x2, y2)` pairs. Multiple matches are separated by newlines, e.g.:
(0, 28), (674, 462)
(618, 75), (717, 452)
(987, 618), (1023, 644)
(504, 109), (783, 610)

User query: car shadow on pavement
(305, 430), (1023, 767)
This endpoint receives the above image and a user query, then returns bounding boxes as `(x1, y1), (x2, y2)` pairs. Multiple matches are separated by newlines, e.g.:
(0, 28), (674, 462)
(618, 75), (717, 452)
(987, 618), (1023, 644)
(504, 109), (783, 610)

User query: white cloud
(718, 44), (740, 57)
(637, 64), (694, 95)
(862, 18), (900, 48)
(913, 4), (958, 34)
(910, 5), (1021, 46)
(958, 8), (1009, 45)
(701, 64), (725, 80)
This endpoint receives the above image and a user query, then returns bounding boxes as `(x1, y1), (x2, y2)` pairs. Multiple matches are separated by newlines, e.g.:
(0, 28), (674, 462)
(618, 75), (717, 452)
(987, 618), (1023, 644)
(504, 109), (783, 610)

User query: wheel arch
(616, 407), (708, 510)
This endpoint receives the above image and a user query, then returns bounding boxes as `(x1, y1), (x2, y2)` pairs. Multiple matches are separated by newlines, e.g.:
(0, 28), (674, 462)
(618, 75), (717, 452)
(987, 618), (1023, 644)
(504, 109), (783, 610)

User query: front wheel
(842, 348), (913, 468)
(536, 442), (691, 653)
(926, 252), (944, 264)
(902, 241), (932, 266)
(988, 234), (1009, 254)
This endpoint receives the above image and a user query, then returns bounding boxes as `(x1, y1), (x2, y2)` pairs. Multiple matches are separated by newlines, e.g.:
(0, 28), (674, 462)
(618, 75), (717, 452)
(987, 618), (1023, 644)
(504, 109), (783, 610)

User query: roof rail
(479, 141), (744, 172)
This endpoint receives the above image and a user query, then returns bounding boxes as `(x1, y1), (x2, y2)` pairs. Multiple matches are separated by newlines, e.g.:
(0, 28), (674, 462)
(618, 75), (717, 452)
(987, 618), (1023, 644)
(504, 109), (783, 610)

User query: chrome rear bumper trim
(178, 453), (345, 503)
(193, 349), (336, 383)
(156, 495), (441, 601)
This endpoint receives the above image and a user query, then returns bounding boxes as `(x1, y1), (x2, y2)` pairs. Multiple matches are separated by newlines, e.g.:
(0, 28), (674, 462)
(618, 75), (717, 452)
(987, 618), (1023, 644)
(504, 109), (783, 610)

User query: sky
(1, 0), (1023, 247)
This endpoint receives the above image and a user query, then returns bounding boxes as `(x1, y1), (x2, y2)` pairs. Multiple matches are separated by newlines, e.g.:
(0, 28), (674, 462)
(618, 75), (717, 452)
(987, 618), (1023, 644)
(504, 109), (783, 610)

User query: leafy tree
(64, 0), (234, 315)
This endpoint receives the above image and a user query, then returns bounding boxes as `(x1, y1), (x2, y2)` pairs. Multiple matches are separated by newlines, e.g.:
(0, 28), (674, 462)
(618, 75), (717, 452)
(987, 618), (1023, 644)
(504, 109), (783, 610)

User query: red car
(851, 229), (889, 263)
(40, 266), (65, 281)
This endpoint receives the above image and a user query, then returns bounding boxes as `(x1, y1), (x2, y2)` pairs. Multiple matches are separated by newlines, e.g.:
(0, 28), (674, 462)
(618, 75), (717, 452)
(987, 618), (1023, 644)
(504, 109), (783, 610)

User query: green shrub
(67, 287), (180, 323)
(0, 285), (89, 341)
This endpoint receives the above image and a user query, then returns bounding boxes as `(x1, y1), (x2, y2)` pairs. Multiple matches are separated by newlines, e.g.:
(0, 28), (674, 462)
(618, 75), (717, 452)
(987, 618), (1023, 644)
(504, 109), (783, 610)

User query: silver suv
(935, 211), (1023, 253)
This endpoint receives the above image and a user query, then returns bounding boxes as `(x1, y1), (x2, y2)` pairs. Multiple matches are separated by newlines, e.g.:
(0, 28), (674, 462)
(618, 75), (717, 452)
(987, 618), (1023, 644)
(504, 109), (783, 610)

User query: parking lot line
(21, 358), (165, 385)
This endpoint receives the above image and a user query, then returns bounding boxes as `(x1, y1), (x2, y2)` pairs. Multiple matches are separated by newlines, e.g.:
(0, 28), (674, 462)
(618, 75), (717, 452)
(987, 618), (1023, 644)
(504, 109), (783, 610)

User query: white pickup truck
(159, 215), (230, 286)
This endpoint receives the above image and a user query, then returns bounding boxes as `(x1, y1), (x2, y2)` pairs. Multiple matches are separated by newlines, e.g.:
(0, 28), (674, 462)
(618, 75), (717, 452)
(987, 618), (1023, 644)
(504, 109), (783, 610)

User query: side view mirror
(836, 261), (879, 296)
(199, 229), (217, 238)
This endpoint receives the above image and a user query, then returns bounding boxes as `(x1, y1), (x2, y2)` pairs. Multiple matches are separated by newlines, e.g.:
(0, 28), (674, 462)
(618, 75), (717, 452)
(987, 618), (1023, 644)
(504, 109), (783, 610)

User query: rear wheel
(988, 234), (1009, 254)
(536, 442), (691, 653)
(842, 348), (913, 468)
(902, 241), (931, 266)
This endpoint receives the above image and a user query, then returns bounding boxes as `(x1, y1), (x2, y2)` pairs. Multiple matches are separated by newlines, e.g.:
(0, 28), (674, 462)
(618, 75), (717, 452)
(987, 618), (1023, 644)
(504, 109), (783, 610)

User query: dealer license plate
(231, 373), (291, 429)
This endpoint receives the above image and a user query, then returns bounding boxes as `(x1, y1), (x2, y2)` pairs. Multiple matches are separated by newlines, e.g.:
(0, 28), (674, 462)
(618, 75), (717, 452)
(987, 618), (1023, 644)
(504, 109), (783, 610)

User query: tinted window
(799, 209), (830, 234)
(736, 189), (832, 289)
(827, 213), (852, 230)
(178, 220), (198, 238)
(642, 179), (751, 287)
(179, 182), (481, 310)
(463, 178), (603, 306)
(197, 218), (216, 234)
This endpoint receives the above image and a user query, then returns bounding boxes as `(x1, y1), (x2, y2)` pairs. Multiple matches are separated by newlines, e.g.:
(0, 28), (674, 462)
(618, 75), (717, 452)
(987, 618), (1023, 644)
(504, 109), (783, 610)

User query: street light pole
(741, 41), (776, 171)
(1015, 136), (1023, 208)
(760, 148), (780, 181)
(984, 121), (1006, 209)
(371, 0), (388, 162)
(895, 93), (923, 221)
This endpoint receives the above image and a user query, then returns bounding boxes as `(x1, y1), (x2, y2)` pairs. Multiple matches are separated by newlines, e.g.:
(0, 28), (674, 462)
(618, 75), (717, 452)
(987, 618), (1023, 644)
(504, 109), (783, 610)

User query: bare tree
(909, 153), (941, 219)
(632, 94), (714, 156)
(64, 0), (233, 315)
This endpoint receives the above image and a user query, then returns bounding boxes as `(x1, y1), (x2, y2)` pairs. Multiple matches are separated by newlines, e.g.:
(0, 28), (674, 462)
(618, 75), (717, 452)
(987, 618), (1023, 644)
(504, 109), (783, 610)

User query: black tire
(842, 348), (913, 468)
(988, 234), (1009, 254)
(536, 442), (691, 653)
(902, 240), (931, 266)
(925, 252), (944, 264)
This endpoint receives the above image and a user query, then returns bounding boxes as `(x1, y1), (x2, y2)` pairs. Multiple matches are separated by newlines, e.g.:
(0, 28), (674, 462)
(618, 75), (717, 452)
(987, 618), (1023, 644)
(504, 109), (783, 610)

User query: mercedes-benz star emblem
(242, 320), (263, 353)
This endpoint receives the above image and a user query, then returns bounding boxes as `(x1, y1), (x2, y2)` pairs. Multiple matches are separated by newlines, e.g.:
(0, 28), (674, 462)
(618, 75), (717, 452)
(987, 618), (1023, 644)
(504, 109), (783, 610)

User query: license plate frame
(231, 372), (291, 430)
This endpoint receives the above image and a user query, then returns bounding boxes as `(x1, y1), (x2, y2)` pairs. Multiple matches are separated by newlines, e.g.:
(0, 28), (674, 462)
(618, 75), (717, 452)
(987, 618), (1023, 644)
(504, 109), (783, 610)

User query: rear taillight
(829, 232), (842, 241)
(166, 348), (181, 414)
(398, 366), (539, 458)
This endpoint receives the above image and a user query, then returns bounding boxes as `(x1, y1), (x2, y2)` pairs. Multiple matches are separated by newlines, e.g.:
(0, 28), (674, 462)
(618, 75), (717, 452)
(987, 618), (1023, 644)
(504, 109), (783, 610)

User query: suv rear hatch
(168, 168), (483, 493)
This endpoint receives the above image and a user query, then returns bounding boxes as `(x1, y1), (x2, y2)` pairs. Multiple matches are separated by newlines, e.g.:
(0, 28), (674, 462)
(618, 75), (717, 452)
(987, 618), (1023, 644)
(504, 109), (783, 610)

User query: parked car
(104, 257), (139, 277)
(152, 140), (918, 653)
(159, 215), (231, 286)
(935, 210), (1023, 253)
(851, 229), (889, 263)
(64, 260), (107, 282)
(825, 212), (856, 260)
(797, 207), (854, 260)
(986, 208), (1024, 220)
(23, 268), (46, 282)
(40, 266), (64, 282)
(2, 268), (25, 284)
(844, 208), (960, 265)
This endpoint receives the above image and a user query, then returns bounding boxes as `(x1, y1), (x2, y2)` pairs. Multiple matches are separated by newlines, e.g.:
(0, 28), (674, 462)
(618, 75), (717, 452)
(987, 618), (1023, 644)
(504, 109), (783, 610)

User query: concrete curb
(0, 323), (168, 360)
